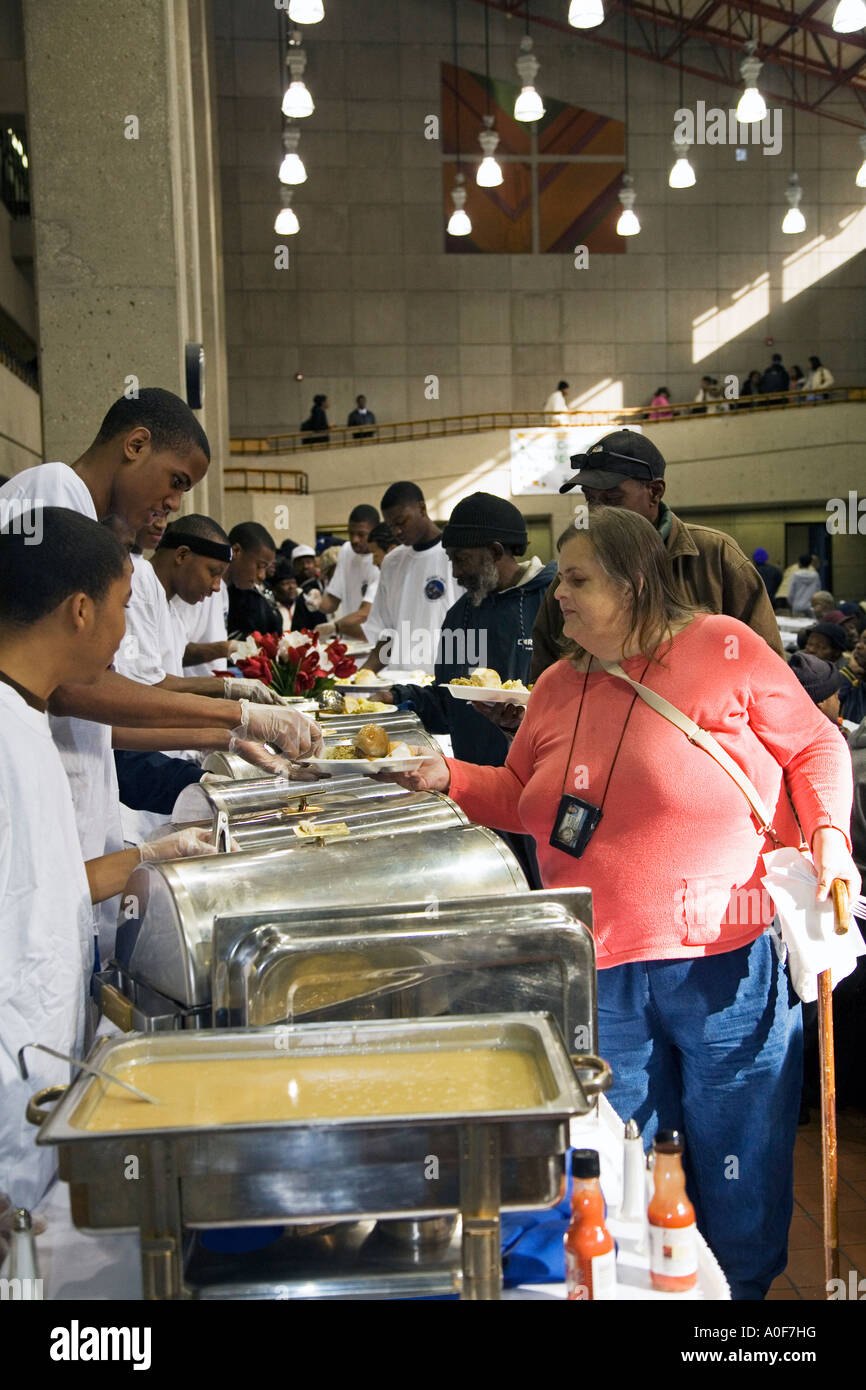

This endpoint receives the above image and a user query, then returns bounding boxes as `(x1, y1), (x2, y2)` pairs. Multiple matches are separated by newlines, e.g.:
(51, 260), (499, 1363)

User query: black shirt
(227, 583), (282, 639)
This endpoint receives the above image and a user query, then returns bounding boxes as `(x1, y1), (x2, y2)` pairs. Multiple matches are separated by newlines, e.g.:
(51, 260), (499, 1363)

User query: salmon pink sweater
(447, 615), (853, 969)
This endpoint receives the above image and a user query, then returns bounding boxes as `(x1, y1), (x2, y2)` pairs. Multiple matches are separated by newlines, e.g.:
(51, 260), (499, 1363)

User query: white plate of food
(445, 682), (532, 706)
(298, 726), (427, 777)
(334, 668), (390, 691)
(300, 752), (427, 777)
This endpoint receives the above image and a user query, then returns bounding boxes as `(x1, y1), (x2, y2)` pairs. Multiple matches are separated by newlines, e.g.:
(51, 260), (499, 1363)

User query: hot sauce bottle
(564, 1149), (616, 1300)
(648, 1129), (698, 1292)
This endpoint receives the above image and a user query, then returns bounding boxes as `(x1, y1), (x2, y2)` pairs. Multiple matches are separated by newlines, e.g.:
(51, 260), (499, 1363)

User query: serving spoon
(18, 1042), (159, 1105)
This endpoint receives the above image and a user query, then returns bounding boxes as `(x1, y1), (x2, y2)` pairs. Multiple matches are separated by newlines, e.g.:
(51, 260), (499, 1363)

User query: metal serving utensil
(18, 1042), (160, 1105)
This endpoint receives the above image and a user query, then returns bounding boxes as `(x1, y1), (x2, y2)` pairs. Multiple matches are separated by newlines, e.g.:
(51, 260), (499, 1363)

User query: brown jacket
(530, 508), (785, 681)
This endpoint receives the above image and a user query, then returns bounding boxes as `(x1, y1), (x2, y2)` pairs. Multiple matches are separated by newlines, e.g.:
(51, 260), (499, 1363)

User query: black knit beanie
(442, 492), (527, 551)
(788, 652), (845, 704)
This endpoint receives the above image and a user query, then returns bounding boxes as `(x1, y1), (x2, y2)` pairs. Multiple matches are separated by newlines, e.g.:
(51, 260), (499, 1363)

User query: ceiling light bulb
(781, 173), (805, 234)
(447, 173), (472, 236)
(283, 34), (314, 118)
(289, 0), (325, 22)
(275, 205), (300, 235)
(476, 119), (503, 186)
(477, 156), (503, 187)
(282, 81), (314, 118)
(668, 138), (696, 188)
(568, 0), (605, 27)
(616, 174), (640, 236)
(831, 0), (866, 32)
(736, 42), (767, 124)
(514, 36), (545, 122)
(279, 127), (307, 185)
(279, 152), (307, 184)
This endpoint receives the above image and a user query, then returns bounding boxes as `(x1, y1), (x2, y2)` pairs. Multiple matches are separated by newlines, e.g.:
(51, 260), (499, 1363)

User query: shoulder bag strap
(601, 660), (781, 845)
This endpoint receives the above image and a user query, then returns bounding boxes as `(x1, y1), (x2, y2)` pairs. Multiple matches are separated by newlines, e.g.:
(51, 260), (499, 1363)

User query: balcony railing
(229, 386), (864, 458)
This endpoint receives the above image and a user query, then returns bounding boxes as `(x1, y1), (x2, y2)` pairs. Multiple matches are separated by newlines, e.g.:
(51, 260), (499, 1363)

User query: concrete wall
(213, 0), (866, 438)
(231, 401), (866, 594)
(0, 359), (41, 475)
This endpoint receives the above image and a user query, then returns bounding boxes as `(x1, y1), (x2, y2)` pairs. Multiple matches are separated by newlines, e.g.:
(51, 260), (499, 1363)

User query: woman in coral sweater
(386, 507), (858, 1300)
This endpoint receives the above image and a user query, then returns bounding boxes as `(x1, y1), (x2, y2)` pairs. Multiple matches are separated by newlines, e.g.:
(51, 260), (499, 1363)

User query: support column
(21, 0), (227, 519)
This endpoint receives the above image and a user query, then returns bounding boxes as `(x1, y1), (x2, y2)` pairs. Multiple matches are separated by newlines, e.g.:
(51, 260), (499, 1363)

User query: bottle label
(649, 1222), (698, 1280)
(565, 1247), (617, 1300)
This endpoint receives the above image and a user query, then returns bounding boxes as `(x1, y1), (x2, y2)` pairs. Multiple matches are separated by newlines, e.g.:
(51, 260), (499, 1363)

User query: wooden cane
(819, 879), (850, 1294)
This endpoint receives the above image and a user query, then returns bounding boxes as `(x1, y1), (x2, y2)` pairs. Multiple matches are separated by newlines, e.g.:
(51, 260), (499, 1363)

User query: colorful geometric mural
(441, 61), (625, 255)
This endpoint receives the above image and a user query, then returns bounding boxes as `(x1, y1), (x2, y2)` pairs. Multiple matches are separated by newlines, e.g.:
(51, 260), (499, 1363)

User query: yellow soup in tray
(72, 1049), (547, 1132)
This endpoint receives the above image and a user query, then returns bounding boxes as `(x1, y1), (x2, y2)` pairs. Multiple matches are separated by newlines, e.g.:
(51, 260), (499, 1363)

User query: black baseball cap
(559, 429), (666, 495)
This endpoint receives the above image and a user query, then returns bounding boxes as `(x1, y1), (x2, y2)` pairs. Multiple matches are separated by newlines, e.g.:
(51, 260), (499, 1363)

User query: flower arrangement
(236, 629), (357, 698)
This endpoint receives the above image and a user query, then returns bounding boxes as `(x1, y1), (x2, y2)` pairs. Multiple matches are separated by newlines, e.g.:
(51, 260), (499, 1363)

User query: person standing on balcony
(760, 353), (790, 403)
(805, 356), (834, 401)
(649, 387), (673, 421)
(347, 394), (376, 439)
(301, 393), (330, 444)
(544, 380), (571, 426)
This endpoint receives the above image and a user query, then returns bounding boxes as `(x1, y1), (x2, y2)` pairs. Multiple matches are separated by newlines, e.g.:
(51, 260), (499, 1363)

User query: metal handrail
(224, 467), (308, 494)
(230, 386), (863, 458)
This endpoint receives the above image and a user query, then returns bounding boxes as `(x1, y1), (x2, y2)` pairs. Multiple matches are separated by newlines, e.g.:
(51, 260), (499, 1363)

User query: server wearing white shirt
(0, 510), (218, 1210)
(364, 482), (464, 675)
(0, 390), (323, 958)
(315, 504), (381, 641)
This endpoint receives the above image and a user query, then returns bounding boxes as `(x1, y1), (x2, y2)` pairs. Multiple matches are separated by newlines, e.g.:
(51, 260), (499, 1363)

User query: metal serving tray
(34, 1014), (586, 1299)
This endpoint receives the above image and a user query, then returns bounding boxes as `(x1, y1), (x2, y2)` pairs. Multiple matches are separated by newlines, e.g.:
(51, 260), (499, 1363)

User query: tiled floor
(767, 1108), (866, 1301)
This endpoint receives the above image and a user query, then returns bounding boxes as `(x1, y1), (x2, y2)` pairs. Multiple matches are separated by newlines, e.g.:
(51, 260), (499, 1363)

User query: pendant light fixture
(736, 39), (767, 124)
(447, 172), (472, 235)
(477, 4), (503, 187)
(279, 126), (307, 184)
(781, 31), (805, 235)
(274, 189), (300, 235)
(447, 2), (472, 237)
(616, 4), (640, 236)
(856, 132), (866, 187)
(288, 0), (324, 22)
(514, 7), (545, 123)
(831, 0), (866, 32)
(668, 0), (695, 188)
(568, 0), (605, 29)
(282, 29), (315, 118)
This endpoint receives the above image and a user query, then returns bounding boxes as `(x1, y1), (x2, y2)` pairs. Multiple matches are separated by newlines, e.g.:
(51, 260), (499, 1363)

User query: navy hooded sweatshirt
(390, 557), (557, 766)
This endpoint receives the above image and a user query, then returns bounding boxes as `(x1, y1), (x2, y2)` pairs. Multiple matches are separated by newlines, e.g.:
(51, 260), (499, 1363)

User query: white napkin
(761, 848), (866, 1002)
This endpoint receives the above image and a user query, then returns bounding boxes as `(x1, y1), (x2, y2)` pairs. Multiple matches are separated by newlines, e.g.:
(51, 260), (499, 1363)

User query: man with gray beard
(379, 493), (555, 768)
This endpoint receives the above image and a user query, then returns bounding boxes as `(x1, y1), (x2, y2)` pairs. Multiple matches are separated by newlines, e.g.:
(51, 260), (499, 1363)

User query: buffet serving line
(23, 706), (723, 1301)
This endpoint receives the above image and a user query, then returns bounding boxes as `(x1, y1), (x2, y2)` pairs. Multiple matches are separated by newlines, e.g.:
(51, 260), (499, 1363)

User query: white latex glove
(223, 677), (282, 704)
(303, 588), (323, 611)
(229, 738), (294, 778)
(317, 620), (337, 639)
(139, 826), (219, 861)
(233, 699), (323, 759)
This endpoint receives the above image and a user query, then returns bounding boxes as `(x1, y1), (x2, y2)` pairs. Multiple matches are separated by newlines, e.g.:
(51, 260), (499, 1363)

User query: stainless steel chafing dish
(32, 1014), (591, 1300)
(104, 824), (528, 1027)
(162, 790), (466, 855)
(211, 889), (596, 1048)
(172, 771), (411, 825)
(202, 710), (440, 779)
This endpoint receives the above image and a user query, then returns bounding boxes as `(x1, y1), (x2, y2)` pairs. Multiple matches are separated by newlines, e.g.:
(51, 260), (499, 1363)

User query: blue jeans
(596, 934), (803, 1300)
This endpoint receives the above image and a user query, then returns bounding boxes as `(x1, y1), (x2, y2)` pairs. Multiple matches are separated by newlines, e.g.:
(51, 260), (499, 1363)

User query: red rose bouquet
(236, 629), (357, 699)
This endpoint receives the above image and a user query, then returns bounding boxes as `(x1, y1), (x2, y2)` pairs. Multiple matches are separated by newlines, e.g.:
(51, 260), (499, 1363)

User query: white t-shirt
(363, 539), (464, 674)
(326, 541), (379, 615)
(0, 463), (125, 958)
(174, 581), (230, 677)
(0, 682), (94, 1209)
(115, 554), (184, 684)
